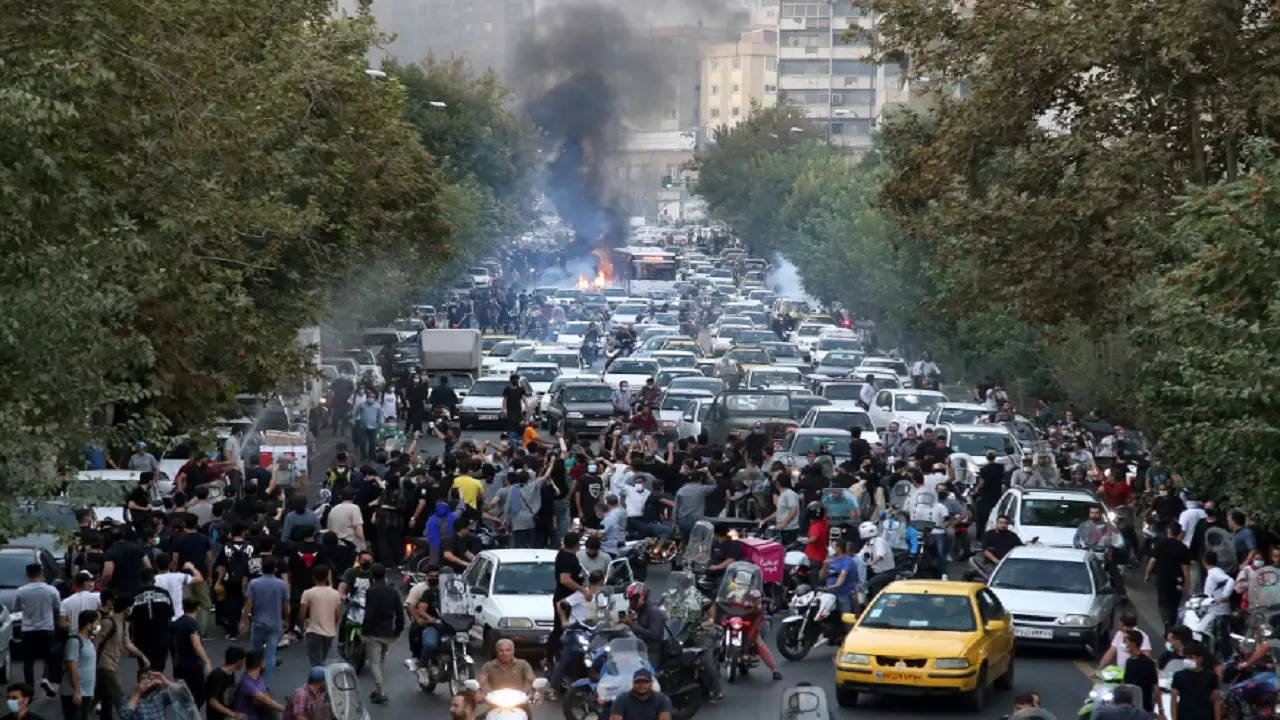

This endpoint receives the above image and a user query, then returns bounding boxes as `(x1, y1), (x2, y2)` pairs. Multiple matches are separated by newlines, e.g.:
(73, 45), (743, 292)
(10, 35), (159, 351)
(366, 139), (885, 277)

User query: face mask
(359, 561), (372, 570)
(1165, 641), (1174, 652)
(7, 700), (19, 713)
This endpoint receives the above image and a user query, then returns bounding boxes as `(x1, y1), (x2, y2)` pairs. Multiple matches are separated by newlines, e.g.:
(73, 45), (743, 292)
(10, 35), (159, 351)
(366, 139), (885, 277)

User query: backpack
(223, 541), (253, 583)
(328, 466), (351, 492)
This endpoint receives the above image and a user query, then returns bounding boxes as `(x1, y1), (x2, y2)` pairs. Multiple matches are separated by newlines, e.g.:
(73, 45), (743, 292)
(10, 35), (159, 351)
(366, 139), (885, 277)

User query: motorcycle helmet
(624, 581), (649, 606)
(806, 501), (825, 520)
(858, 521), (878, 540)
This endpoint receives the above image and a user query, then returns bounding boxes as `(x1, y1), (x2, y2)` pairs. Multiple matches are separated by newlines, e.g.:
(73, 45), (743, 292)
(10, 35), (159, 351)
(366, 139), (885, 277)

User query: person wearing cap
(285, 667), (328, 720)
(607, 669), (672, 720)
(1092, 684), (1150, 720)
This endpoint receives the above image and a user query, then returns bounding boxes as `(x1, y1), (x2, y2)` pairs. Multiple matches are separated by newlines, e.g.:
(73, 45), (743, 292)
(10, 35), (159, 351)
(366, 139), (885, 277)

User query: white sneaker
(40, 680), (57, 698)
(404, 658), (419, 672)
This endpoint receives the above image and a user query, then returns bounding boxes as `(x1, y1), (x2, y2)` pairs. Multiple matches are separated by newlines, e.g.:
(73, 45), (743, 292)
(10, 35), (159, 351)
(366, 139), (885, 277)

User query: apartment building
(700, 29), (779, 136)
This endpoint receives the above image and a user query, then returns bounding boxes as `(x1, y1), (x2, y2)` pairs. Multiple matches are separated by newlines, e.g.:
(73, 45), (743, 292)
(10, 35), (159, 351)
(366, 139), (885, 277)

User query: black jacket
(362, 581), (405, 638)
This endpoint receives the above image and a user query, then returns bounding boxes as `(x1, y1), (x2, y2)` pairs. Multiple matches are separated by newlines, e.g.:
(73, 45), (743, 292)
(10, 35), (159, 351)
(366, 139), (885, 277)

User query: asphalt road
(20, 429), (1099, 720)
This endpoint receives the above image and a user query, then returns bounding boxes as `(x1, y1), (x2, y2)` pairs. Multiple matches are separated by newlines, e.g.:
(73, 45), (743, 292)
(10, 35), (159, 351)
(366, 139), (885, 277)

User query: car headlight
(662, 420), (675, 428)
(498, 617), (534, 629)
(1058, 614), (1092, 626)
(566, 412), (584, 419)
(934, 658), (970, 669)
(838, 653), (869, 665)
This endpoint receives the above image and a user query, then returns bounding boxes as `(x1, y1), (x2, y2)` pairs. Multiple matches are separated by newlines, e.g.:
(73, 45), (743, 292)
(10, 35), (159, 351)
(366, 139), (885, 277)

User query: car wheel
(994, 657), (1014, 691)
(961, 665), (987, 712)
(835, 686), (859, 708)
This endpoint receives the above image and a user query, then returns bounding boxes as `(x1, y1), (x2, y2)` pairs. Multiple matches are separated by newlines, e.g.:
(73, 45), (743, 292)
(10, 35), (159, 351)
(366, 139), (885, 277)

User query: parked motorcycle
(776, 584), (847, 661)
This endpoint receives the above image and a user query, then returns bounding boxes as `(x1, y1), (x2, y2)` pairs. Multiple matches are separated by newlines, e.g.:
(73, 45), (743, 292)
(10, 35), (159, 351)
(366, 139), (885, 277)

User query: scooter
(1076, 665), (1139, 719)
(1178, 595), (1221, 659)
(471, 678), (547, 720)
(404, 614), (476, 698)
(776, 585), (847, 661)
(338, 598), (366, 674)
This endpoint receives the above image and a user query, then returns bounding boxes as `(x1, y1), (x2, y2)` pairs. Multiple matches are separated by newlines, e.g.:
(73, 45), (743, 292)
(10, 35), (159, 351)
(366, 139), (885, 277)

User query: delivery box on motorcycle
(740, 536), (785, 584)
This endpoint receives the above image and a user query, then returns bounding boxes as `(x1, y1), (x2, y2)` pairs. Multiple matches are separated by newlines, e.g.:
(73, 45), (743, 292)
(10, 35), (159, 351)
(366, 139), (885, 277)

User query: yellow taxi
(833, 580), (1014, 711)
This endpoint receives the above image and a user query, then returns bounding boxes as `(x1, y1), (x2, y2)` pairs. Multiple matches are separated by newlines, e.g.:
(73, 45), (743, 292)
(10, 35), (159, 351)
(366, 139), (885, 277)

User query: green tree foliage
(0, 0), (452, 503)
(1137, 145), (1280, 513)
(864, 0), (1279, 324)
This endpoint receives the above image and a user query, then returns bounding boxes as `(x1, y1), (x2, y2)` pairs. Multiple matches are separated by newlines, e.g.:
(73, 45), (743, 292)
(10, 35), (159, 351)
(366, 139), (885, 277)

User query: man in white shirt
(925, 501), (951, 565)
(1204, 550), (1235, 655)
(153, 555), (204, 619)
(549, 570), (605, 697)
(1178, 500), (1208, 549)
(59, 572), (101, 631)
(1096, 612), (1151, 669)
(922, 464), (948, 493)
(858, 375), (876, 410)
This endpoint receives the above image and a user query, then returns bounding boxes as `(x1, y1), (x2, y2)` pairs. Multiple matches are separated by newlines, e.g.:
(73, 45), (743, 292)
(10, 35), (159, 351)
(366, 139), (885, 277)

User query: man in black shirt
(1120, 630), (1160, 714)
(707, 525), (744, 585)
(608, 669), (672, 720)
(501, 374), (527, 439)
(205, 647), (246, 720)
(848, 428), (871, 470)
(974, 451), (1005, 536)
(129, 569), (175, 671)
(980, 515), (1022, 567)
(102, 529), (148, 598)
(1145, 522), (1191, 630)
(550, 533), (589, 666)
(439, 520), (476, 573)
(574, 466), (605, 530)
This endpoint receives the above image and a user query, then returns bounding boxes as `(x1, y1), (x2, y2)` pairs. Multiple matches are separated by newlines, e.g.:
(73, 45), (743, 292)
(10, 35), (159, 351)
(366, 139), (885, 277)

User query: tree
(0, 0), (452, 515)
(1136, 143), (1280, 515)
(864, 0), (1279, 325)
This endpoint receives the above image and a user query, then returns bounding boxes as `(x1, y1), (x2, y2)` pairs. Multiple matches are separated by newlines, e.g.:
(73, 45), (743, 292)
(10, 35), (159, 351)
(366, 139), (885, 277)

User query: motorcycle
(655, 620), (711, 720)
(1178, 595), (1222, 658)
(405, 572), (476, 697)
(562, 633), (658, 720)
(1075, 665), (1140, 720)
(776, 584), (847, 661)
(783, 549), (812, 596)
(472, 678), (547, 720)
(338, 598), (366, 674)
(715, 561), (768, 683)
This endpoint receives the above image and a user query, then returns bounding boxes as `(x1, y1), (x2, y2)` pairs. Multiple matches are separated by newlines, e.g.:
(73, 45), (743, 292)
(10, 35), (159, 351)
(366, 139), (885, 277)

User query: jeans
(60, 695), (92, 720)
(249, 625), (282, 689)
(357, 426), (377, 460)
(931, 532), (948, 563)
(419, 626), (440, 664)
(548, 630), (585, 690)
(22, 629), (55, 686)
(364, 635), (394, 691)
(627, 517), (672, 539)
(553, 499), (571, 549)
(834, 593), (856, 616)
(304, 632), (334, 666)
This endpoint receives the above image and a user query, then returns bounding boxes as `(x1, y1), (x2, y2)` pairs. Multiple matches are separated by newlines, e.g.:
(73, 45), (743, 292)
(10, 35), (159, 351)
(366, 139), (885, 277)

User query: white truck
(419, 328), (483, 382)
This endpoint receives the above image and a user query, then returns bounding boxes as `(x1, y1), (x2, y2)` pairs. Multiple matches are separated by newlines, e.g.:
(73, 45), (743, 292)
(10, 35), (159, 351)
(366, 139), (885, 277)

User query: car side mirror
(984, 620), (1008, 633)
(683, 413), (694, 422)
(532, 678), (548, 691)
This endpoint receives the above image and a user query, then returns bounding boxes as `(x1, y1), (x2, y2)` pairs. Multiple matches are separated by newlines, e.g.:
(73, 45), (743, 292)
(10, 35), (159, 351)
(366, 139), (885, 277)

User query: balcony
(778, 75), (835, 91)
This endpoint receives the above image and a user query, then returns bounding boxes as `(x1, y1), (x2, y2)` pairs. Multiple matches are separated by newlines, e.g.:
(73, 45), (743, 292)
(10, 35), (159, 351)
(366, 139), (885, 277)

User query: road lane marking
(1073, 660), (1096, 679)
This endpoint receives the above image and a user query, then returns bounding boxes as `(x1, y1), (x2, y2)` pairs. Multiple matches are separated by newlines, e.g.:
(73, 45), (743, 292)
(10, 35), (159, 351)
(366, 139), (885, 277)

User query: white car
(709, 325), (751, 356)
(848, 367), (901, 391)
(514, 363), (560, 404)
(676, 399), (712, 440)
(988, 545), (1118, 655)
(657, 389), (714, 436)
(789, 322), (831, 353)
(760, 342), (807, 368)
(867, 388), (947, 432)
(798, 406), (881, 446)
(811, 333), (864, 365)
(488, 345), (541, 378)
(529, 347), (593, 379)
(610, 302), (650, 327)
(602, 358), (661, 391)
(602, 288), (628, 308)
(984, 487), (1108, 548)
(744, 366), (804, 389)
(483, 340), (539, 375)
(861, 356), (913, 388)
(925, 402), (991, 428)
(468, 266), (493, 287)
(941, 423), (1023, 479)
(391, 318), (426, 342)
(551, 288), (584, 308)
(456, 377), (511, 428)
(555, 321), (594, 349)
(816, 381), (864, 410)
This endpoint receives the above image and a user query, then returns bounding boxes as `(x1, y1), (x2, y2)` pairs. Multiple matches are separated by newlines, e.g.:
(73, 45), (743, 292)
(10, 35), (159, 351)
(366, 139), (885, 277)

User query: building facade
(699, 29), (779, 137)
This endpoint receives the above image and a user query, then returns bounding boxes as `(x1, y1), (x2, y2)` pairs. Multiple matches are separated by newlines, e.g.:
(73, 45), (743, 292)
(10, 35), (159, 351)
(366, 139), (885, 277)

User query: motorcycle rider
(662, 574), (724, 703)
(546, 570), (606, 700)
(820, 539), (865, 614)
(429, 376), (459, 417)
(910, 352), (940, 389)
(977, 515), (1023, 575)
(859, 521), (896, 597)
(706, 524), (744, 587)
(621, 583), (665, 668)
(800, 502), (830, 565)
(1076, 506), (1127, 601)
(702, 576), (783, 681)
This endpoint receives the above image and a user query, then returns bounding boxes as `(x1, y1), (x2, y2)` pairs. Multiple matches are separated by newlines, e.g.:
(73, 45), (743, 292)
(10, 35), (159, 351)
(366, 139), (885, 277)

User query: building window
(731, 84), (741, 93)
(663, 108), (677, 120)
(710, 84), (719, 95)
(830, 122), (845, 135)
(710, 108), (720, 118)
(779, 59), (831, 76)
(710, 59), (720, 71)
(765, 58), (777, 71)
(483, 21), (492, 32)
(765, 84), (777, 92)
(732, 57), (741, 69)
(832, 59), (875, 75)
(731, 106), (740, 117)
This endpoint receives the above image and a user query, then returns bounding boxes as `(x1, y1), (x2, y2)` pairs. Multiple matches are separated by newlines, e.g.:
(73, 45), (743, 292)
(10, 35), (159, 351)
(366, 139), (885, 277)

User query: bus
(612, 246), (678, 298)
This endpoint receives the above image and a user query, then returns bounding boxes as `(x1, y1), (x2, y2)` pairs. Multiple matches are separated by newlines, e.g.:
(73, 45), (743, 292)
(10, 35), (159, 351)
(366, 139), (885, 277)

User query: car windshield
(867, 359), (910, 376)
(894, 394), (942, 412)
(361, 333), (398, 347)
(603, 288), (626, 298)
(938, 407), (988, 424)
(789, 396), (828, 419)
(796, 325), (824, 337)
(518, 367), (559, 382)
(726, 348), (770, 364)
(823, 353), (862, 367)
(762, 343), (800, 358)
(654, 354), (695, 368)
(723, 393), (791, 414)
(661, 395), (698, 412)
(19, 504), (81, 529)
(859, 593), (976, 632)
(610, 360), (659, 375)
(716, 326), (748, 340)
(564, 386), (613, 403)
(949, 431), (1010, 456)
(0, 555), (32, 589)
(561, 322), (590, 334)
(817, 338), (862, 351)
(392, 320), (421, 332)
(810, 411), (873, 431)
(669, 377), (725, 394)
(790, 435), (852, 455)
(492, 562), (558, 595)
(736, 331), (774, 345)
(748, 370), (799, 387)
(823, 385), (860, 400)
(488, 342), (519, 357)
(555, 289), (581, 299)
(615, 304), (648, 316)
(468, 381), (507, 397)
(532, 353), (579, 369)
(1020, 499), (1101, 528)
(510, 347), (538, 362)
(991, 558), (1093, 594)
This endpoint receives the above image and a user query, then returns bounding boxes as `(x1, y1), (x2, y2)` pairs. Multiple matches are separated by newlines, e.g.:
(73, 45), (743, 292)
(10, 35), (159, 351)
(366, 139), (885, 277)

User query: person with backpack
(128, 569), (175, 672)
(213, 527), (254, 641)
(326, 453), (354, 495)
(92, 592), (150, 720)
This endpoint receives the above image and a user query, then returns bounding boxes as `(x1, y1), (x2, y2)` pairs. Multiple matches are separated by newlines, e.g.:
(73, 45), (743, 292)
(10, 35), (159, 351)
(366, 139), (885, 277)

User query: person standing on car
(501, 374), (527, 441)
(360, 564), (403, 705)
(973, 451), (1005, 538)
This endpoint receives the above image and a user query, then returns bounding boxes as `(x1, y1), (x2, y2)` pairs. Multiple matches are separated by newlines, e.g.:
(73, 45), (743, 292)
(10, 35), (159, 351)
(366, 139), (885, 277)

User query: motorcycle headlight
(498, 617), (534, 629)
(1106, 511), (1117, 523)
(455, 632), (470, 642)
(1058, 614), (1092, 627)
(838, 653), (869, 665)
(566, 412), (584, 419)
(934, 658), (970, 669)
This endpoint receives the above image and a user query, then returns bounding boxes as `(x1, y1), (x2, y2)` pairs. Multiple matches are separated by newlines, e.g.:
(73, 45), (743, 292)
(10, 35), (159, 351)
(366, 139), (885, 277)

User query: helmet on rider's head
(858, 521), (878, 540)
(806, 501), (825, 520)
(624, 581), (649, 607)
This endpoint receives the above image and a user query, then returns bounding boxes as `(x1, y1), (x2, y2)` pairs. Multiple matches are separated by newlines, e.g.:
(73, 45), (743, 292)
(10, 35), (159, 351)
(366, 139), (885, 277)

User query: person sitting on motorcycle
(860, 521), (897, 598)
(547, 570), (606, 699)
(706, 525), (743, 586)
(621, 582), (666, 668)
(1233, 614), (1280, 677)
(801, 502), (830, 565)
(663, 574), (724, 704)
(429, 375), (460, 415)
(702, 578), (783, 681)
(821, 539), (865, 615)
(409, 588), (442, 674)
(980, 514), (1023, 570)
(478, 638), (536, 700)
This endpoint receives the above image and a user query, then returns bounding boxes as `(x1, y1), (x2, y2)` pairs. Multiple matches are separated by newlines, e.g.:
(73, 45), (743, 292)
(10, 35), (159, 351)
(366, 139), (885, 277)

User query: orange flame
(576, 248), (614, 290)
(576, 271), (608, 289)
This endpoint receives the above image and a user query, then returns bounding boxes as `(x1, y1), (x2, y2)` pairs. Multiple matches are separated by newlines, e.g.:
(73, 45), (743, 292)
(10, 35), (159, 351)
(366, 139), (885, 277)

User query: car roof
(1002, 546), (1093, 563)
(0, 546), (43, 555)
(531, 347), (576, 355)
(880, 579), (985, 596)
(561, 381), (611, 388)
(792, 428), (851, 438)
(472, 377), (509, 387)
(515, 363), (559, 370)
(1011, 488), (1099, 502)
(479, 549), (559, 563)
(936, 402), (988, 410)
(943, 423), (1012, 434)
(887, 388), (946, 396)
(812, 406), (868, 414)
(664, 389), (714, 398)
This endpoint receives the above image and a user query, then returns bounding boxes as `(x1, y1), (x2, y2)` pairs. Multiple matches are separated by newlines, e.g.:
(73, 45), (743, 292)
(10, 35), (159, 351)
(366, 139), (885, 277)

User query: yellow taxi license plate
(876, 671), (917, 683)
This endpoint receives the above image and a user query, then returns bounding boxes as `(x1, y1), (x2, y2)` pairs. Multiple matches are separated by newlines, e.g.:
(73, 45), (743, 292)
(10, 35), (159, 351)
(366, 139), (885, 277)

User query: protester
(15, 564), (62, 695)
(361, 564), (404, 705)
(240, 558), (289, 690)
(298, 566), (340, 667)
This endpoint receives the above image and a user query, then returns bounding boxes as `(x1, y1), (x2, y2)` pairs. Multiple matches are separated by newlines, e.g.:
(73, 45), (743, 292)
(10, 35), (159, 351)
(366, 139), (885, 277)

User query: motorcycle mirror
(532, 678), (548, 691)
(464, 679), (480, 692)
